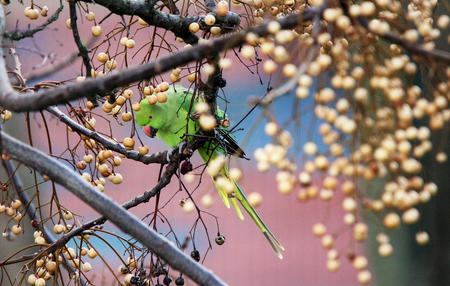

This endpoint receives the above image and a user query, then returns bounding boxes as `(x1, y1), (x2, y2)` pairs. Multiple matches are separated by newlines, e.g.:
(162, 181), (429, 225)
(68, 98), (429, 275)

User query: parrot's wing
(216, 128), (247, 159)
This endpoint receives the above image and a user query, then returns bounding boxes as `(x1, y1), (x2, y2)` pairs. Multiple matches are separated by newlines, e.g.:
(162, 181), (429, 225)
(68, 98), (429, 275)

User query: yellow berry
(189, 22), (200, 33)
(91, 25), (102, 37)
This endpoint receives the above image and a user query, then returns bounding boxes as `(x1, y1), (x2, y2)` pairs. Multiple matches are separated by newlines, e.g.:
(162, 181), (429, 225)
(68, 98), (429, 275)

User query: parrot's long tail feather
(198, 147), (284, 259)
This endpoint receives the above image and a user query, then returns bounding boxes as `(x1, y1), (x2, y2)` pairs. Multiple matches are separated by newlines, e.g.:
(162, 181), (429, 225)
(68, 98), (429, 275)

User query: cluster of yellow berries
(0, 199), (23, 235)
(65, 10), (102, 37)
(229, 0), (450, 284)
(23, 5), (48, 20)
(26, 243), (97, 285)
(143, 81), (170, 105)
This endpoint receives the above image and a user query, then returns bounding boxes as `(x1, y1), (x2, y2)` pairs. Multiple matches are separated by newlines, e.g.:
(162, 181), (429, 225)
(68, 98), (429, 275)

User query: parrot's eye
(148, 115), (153, 120)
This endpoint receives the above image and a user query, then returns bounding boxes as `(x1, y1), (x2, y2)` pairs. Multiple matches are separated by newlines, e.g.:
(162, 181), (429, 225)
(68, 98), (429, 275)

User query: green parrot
(135, 85), (284, 258)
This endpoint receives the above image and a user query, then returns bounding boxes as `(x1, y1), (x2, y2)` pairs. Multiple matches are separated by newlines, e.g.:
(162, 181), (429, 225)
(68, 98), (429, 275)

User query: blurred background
(1, 1), (449, 285)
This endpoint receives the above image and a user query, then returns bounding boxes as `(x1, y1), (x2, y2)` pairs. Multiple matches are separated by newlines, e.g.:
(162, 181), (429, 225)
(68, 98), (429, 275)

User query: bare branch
(4, 3), (64, 41)
(0, 143), (87, 284)
(69, 2), (93, 78)
(47, 106), (169, 165)
(80, 0), (240, 44)
(1, 131), (224, 285)
(0, 7), (322, 112)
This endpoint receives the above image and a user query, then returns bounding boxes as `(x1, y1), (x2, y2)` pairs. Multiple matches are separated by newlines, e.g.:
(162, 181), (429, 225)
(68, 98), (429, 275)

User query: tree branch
(0, 131), (225, 286)
(80, 0), (240, 44)
(47, 107), (168, 165)
(0, 143), (87, 284)
(0, 7), (322, 112)
(4, 3), (64, 41)
(69, 2), (92, 77)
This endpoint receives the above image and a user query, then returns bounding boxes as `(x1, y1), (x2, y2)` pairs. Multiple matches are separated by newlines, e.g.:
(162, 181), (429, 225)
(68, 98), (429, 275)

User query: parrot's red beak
(143, 126), (158, 138)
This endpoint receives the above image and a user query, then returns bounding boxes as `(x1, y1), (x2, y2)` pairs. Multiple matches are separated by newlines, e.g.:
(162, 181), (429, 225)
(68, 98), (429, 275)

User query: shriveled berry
(180, 161), (193, 175)
(190, 250), (200, 262)
(163, 276), (172, 285)
(215, 234), (226, 245)
(175, 276), (184, 285)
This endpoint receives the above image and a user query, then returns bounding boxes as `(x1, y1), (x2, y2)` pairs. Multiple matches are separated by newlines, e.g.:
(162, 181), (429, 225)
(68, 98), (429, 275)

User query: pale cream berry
(11, 225), (22, 235)
(282, 64), (297, 78)
(241, 45), (255, 59)
(360, 1), (375, 16)
(415, 231), (429, 245)
(121, 112), (133, 122)
(182, 200), (195, 213)
(278, 180), (293, 194)
(219, 58), (232, 70)
(353, 222), (368, 241)
(357, 270), (372, 284)
(229, 168), (242, 181)
(265, 122), (278, 136)
(108, 173), (123, 184)
(342, 197), (357, 212)
(120, 37), (128, 46)
(195, 102), (209, 114)
(126, 39), (135, 49)
(248, 192), (263, 207)
(204, 14), (216, 26)
(437, 15), (449, 29)
(326, 259), (340, 272)
(87, 248), (98, 258)
(296, 87), (309, 99)
(122, 89), (133, 99)
(157, 92), (168, 103)
(123, 137), (135, 149)
(65, 19), (72, 29)
(147, 95), (157, 105)
(91, 25), (102, 37)
(25, 7), (39, 20)
(46, 260), (57, 272)
(106, 59), (117, 70)
(1, 110), (12, 120)
(82, 262), (92, 272)
(323, 8), (341, 22)
(159, 81), (170, 92)
(378, 243), (393, 257)
(384, 212), (400, 229)
(321, 234), (334, 248)
(86, 11), (95, 21)
(263, 60), (277, 74)
(312, 223), (326, 236)
(349, 4), (361, 16)
(11, 199), (22, 209)
(299, 172), (311, 185)
(344, 213), (356, 225)
(261, 42), (274, 55)
(216, 1), (229, 16)
(35, 236), (46, 245)
(199, 115), (216, 131)
(298, 75), (313, 87)
(138, 146), (149, 155)
(27, 274), (37, 285)
(189, 22), (200, 33)
(267, 21), (281, 34)
(315, 155), (329, 170)
(402, 208), (420, 224)
(201, 194), (214, 208)
(273, 46), (288, 62)
(436, 152), (447, 163)
(353, 255), (368, 270)
(35, 278), (46, 286)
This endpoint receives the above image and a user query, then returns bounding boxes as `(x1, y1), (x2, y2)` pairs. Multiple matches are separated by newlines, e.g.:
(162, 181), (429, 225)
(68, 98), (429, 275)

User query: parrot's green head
(135, 99), (168, 137)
